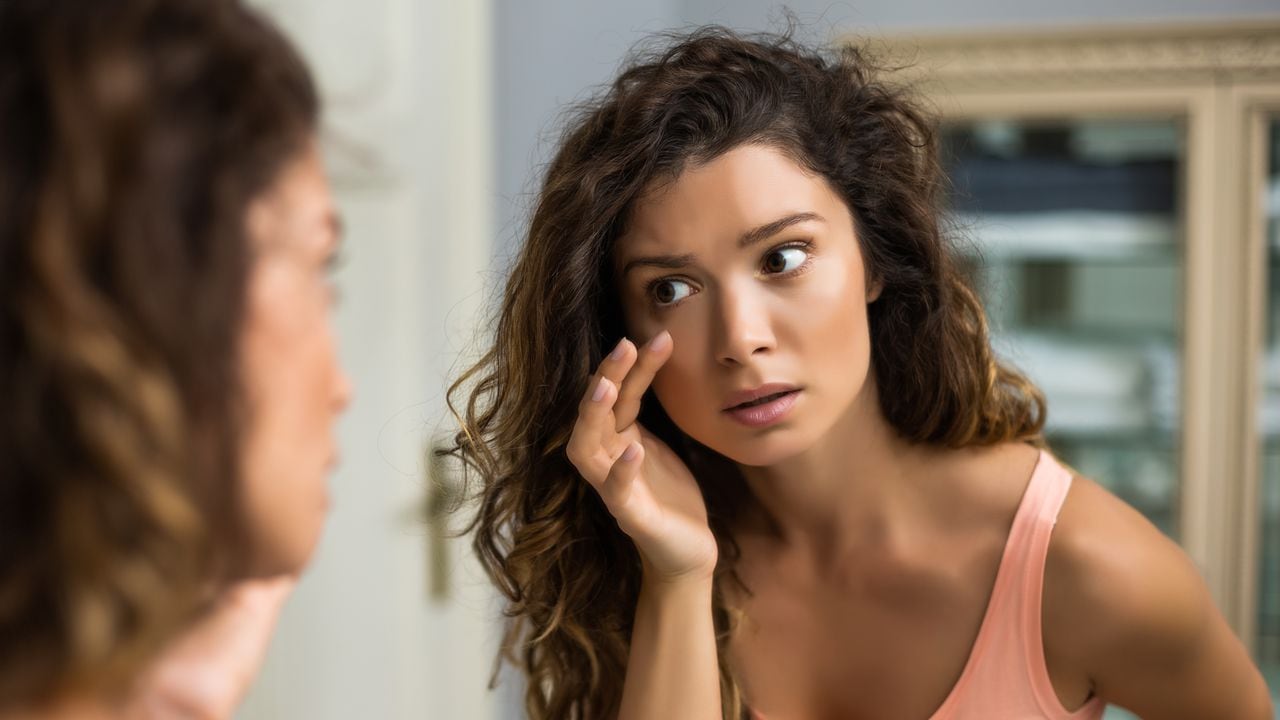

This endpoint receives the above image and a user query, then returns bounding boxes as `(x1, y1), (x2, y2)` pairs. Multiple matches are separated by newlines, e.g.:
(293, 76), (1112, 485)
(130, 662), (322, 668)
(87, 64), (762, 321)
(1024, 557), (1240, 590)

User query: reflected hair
(447, 26), (1046, 719)
(0, 0), (317, 707)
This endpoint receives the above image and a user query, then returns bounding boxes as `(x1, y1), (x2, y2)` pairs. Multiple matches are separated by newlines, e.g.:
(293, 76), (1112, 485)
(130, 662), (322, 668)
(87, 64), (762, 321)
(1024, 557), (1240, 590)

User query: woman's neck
(736, 375), (939, 561)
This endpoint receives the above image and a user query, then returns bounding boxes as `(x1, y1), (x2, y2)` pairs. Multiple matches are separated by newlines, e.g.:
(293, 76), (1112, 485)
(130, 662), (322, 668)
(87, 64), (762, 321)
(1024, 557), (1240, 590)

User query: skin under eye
(649, 277), (695, 308)
(761, 244), (810, 275)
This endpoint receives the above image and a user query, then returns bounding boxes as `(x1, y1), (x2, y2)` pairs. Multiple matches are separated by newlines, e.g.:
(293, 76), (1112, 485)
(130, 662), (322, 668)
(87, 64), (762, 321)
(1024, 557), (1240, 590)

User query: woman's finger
(568, 337), (644, 483)
(600, 441), (644, 517)
(583, 337), (638, 443)
(596, 337), (638, 387)
(567, 375), (619, 483)
(614, 330), (672, 431)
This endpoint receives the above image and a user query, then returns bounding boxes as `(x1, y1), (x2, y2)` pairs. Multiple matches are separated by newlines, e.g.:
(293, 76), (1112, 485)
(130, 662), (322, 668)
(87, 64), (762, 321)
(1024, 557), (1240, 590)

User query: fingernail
(609, 338), (629, 361)
(649, 331), (671, 353)
(592, 377), (609, 402)
(622, 443), (640, 462)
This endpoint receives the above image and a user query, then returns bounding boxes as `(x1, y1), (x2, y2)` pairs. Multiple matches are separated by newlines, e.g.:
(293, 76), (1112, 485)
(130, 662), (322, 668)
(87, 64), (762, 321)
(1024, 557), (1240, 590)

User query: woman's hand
(125, 575), (295, 720)
(566, 331), (718, 583)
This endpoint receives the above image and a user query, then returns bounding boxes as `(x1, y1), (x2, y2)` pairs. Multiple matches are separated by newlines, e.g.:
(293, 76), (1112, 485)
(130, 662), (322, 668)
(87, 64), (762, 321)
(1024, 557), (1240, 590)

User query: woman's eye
(651, 278), (694, 306)
(762, 246), (808, 274)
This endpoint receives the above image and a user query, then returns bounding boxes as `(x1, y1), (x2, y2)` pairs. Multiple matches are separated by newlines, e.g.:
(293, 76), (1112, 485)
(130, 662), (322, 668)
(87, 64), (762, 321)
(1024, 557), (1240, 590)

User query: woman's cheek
(627, 302), (711, 426)
(651, 345), (708, 427)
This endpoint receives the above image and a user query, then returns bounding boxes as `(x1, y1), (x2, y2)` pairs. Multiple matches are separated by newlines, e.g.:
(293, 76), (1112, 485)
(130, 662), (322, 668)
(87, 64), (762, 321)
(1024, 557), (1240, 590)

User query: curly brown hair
(447, 27), (1046, 719)
(0, 0), (318, 708)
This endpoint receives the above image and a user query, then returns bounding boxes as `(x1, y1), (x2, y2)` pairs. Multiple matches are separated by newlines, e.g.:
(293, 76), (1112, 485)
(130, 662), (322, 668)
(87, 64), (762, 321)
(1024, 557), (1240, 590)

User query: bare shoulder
(1042, 473), (1201, 664)
(1042, 468), (1273, 718)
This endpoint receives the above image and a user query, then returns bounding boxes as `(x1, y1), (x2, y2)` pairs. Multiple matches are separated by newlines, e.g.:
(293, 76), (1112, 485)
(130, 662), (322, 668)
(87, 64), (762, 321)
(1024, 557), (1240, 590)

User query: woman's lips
(722, 386), (801, 428)
(722, 383), (801, 410)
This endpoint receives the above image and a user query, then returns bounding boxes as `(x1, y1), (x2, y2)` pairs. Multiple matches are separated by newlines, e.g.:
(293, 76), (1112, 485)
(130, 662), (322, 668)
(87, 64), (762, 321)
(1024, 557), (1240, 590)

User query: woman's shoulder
(920, 441), (1042, 524)
(937, 442), (1206, 643)
(1044, 471), (1201, 652)
(1040, 471), (1265, 714)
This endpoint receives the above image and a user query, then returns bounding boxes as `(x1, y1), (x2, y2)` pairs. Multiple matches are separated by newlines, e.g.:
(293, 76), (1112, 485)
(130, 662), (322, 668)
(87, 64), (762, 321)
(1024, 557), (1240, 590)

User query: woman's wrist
(639, 561), (716, 596)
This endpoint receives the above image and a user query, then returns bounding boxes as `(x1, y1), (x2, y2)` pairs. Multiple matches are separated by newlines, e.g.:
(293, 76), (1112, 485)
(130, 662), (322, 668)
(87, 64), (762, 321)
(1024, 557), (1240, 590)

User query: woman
(0, 0), (349, 717)
(449, 28), (1274, 719)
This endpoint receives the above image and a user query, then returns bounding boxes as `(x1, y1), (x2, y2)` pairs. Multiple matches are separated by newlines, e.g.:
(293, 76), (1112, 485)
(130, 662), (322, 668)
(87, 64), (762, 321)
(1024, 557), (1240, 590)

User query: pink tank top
(752, 450), (1108, 720)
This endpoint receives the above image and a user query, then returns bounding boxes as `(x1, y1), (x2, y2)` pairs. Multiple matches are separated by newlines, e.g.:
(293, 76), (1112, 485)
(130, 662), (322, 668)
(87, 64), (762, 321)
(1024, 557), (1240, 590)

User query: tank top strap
(1014, 451), (1097, 716)
(931, 449), (1106, 720)
(977, 449), (1068, 626)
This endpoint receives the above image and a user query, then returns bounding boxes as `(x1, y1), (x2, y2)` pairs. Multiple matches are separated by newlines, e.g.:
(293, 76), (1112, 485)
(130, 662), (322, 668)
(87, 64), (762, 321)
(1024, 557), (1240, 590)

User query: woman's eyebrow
(621, 252), (697, 277)
(621, 211), (825, 277)
(737, 211), (824, 249)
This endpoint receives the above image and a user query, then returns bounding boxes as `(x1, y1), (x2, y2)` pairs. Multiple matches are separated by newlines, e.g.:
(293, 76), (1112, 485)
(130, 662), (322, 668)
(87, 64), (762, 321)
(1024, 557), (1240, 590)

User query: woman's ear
(866, 277), (883, 303)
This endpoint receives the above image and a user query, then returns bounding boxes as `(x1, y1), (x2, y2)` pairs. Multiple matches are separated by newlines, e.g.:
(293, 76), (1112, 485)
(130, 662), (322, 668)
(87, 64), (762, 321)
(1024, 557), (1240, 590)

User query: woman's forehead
(618, 146), (842, 257)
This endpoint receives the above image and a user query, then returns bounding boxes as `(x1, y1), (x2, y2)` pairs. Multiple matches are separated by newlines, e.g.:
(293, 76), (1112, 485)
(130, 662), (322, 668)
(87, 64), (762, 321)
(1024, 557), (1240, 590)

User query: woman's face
(238, 141), (350, 576)
(616, 143), (879, 466)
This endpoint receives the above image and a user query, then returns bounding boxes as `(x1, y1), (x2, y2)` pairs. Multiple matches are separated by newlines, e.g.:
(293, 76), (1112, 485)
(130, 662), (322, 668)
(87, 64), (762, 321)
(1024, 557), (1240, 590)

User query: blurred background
(237, 1), (1280, 718)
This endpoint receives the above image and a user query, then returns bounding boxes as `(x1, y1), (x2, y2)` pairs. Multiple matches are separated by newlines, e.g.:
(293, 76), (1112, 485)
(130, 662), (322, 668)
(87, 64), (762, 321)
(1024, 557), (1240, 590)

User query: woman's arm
(619, 574), (721, 720)
(1044, 476), (1273, 719)
(566, 334), (722, 720)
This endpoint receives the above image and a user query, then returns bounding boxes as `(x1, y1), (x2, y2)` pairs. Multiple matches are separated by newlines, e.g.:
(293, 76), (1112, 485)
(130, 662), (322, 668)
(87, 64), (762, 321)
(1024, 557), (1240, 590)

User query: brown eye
(651, 278), (693, 306)
(763, 246), (807, 274)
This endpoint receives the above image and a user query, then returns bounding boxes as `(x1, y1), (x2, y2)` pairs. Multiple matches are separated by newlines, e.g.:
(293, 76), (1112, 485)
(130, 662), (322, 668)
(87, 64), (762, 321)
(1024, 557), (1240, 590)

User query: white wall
(238, 1), (499, 718)
(493, 0), (684, 267)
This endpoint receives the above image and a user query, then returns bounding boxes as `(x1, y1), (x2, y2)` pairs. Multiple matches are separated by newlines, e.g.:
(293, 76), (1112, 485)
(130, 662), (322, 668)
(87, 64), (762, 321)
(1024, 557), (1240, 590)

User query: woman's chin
(701, 428), (814, 469)
(244, 525), (326, 579)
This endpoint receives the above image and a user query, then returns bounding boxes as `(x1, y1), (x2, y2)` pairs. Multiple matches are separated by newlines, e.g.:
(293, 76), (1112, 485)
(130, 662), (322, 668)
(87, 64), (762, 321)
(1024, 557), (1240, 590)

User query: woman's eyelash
(770, 239), (814, 256)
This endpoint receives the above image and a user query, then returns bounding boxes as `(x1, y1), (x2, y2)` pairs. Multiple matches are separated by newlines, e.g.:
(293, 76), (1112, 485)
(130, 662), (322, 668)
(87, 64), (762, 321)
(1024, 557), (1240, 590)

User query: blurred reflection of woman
(449, 28), (1273, 720)
(0, 1), (350, 717)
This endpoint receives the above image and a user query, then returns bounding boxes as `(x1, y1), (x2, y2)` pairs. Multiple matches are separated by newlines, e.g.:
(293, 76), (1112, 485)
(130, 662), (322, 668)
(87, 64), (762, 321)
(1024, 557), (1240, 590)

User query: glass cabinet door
(940, 118), (1184, 538)
(1259, 116), (1280, 711)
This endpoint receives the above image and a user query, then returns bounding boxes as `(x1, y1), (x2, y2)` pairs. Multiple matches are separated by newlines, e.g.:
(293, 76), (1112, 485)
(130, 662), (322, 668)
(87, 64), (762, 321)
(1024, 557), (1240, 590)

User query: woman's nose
(713, 286), (776, 367)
